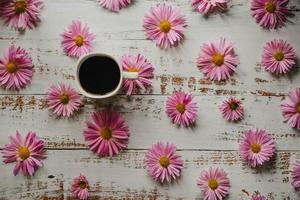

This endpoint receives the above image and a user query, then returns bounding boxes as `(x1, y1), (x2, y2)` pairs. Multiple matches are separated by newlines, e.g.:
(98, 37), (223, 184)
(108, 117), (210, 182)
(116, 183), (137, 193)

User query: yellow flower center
(127, 67), (139, 72)
(229, 102), (239, 110)
(159, 156), (170, 168)
(208, 179), (219, 190)
(18, 146), (30, 160)
(14, 0), (27, 13)
(273, 51), (284, 61)
(212, 53), (225, 66)
(296, 103), (300, 114)
(176, 103), (186, 113)
(74, 35), (84, 47)
(159, 19), (172, 33)
(100, 127), (112, 140)
(251, 143), (261, 153)
(265, 1), (276, 13)
(5, 61), (18, 73)
(79, 181), (87, 189)
(59, 94), (70, 105)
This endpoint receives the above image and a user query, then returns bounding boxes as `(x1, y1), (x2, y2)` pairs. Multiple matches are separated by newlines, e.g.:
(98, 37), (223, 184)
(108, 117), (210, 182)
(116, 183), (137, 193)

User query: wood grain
(0, 0), (299, 95)
(0, 0), (300, 199)
(0, 150), (300, 200)
(0, 94), (299, 150)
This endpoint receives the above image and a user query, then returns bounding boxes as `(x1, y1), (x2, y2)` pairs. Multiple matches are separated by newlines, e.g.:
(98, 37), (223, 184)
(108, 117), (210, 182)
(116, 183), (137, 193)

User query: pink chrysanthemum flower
(219, 97), (244, 121)
(99, 0), (131, 12)
(166, 91), (198, 127)
(239, 129), (276, 167)
(280, 89), (300, 130)
(47, 83), (81, 118)
(145, 142), (183, 183)
(197, 38), (239, 81)
(192, 0), (228, 16)
(251, 0), (290, 29)
(84, 110), (129, 157)
(121, 54), (154, 96)
(143, 4), (187, 49)
(61, 21), (95, 58)
(0, 0), (43, 30)
(197, 167), (230, 200)
(291, 161), (300, 191)
(251, 192), (267, 200)
(71, 174), (90, 200)
(262, 39), (296, 75)
(2, 131), (46, 176)
(0, 45), (33, 90)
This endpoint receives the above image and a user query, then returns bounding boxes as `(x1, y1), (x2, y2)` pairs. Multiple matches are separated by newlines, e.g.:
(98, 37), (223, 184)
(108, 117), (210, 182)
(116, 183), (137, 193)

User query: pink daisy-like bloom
(280, 89), (300, 130)
(239, 129), (276, 167)
(251, 0), (290, 29)
(0, 0), (43, 30)
(61, 20), (95, 58)
(166, 91), (198, 127)
(192, 0), (228, 16)
(99, 0), (131, 12)
(197, 167), (230, 200)
(0, 45), (33, 90)
(143, 4), (187, 49)
(197, 38), (239, 81)
(83, 110), (129, 157)
(121, 54), (154, 96)
(291, 161), (300, 191)
(2, 130), (46, 176)
(262, 39), (296, 75)
(251, 192), (267, 200)
(145, 142), (183, 183)
(71, 174), (90, 200)
(47, 83), (81, 118)
(219, 97), (244, 122)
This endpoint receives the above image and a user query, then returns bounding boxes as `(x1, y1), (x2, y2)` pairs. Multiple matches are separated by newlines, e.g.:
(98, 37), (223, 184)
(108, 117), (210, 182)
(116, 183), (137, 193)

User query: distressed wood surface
(0, 0), (300, 199)
(0, 0), (300, 96)
(1, 150), (300, 200)
(0, 94), (300, 151)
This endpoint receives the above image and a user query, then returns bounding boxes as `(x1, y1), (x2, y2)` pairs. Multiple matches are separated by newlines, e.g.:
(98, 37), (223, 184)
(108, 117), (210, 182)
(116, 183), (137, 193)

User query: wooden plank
(0, 0), (299, 40)
(1, 39), (300, 96)
(0, 94), (299, 150)
(0, 0), (299, 95)
(0, 150), (299, 200)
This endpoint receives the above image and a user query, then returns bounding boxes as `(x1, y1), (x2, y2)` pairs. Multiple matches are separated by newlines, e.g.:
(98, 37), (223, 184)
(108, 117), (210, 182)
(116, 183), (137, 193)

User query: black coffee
(79, 56), (121, 95)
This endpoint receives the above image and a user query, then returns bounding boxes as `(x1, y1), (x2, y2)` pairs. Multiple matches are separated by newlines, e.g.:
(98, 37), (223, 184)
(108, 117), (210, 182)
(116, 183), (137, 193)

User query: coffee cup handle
(123, 71), (139, 79)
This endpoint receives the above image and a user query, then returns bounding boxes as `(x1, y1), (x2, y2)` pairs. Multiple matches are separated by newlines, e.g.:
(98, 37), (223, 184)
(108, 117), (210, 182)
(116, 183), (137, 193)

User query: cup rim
(75, 52), (123, 99)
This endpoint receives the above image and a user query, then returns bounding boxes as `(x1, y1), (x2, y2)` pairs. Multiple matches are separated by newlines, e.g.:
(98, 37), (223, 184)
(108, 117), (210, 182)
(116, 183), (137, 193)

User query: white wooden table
(0, 0), (300, 199)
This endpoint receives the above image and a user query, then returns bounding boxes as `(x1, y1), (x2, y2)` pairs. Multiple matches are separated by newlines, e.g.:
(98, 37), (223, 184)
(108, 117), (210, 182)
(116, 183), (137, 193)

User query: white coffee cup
(76, 53), (138, 99)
